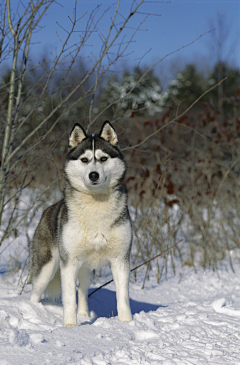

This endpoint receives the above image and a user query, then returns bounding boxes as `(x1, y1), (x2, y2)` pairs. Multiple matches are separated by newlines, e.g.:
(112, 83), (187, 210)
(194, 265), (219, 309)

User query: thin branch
(7, 0), (16, 36)
(88, 239), (182, 298)
(0, 2), (7, 59)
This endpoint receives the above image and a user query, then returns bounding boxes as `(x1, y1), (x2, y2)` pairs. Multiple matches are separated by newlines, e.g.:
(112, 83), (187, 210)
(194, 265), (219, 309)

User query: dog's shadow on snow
(41, 287), (165, 326)
(88, 287), (165, 320)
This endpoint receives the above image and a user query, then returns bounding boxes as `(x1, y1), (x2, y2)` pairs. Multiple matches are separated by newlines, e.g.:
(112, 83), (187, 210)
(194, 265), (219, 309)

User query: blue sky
(7, 0), (240, 83)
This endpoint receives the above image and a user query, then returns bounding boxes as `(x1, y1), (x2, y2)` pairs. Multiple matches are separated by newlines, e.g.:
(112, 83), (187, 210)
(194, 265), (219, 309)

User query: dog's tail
(44, 268), (62, 303)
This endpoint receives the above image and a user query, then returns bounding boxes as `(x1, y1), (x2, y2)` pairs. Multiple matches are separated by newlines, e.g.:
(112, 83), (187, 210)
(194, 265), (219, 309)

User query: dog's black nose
(89, 171), (99, 182)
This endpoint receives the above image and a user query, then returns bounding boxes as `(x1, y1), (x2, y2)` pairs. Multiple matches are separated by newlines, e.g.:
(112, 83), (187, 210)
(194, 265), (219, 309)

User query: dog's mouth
(91, 176), (108, 185)
(84, 176), (108, 186)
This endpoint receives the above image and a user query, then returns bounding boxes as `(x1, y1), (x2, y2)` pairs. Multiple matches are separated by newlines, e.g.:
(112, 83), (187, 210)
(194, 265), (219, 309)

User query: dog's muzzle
(89, 171), (99, 183)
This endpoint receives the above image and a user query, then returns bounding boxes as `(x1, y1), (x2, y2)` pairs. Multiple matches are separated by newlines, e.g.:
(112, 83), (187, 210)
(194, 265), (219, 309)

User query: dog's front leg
(60, 260), (78, 327)
(111, 258), (132, 323)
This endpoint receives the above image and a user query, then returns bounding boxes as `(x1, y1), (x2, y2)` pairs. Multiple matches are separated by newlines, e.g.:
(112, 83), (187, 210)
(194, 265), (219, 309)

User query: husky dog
(30, 122), (132, 327)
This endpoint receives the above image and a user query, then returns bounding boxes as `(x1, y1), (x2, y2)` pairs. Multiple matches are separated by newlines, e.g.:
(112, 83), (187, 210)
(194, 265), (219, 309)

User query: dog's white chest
(61, 192), (128, 269)
(64, 219), (110, 250)
(63, 222), (114, 269)
(90, 232), (108, 247)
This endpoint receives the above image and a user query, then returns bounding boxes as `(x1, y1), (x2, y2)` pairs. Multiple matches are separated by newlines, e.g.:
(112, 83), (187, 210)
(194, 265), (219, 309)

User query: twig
(88, 239), (182, 298)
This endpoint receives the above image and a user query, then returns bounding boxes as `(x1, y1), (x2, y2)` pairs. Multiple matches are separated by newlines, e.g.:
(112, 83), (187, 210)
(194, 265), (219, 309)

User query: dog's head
(65, 121), (126, 194)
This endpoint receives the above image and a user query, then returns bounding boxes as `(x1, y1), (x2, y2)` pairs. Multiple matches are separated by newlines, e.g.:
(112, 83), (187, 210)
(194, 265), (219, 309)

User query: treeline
(0, 58), (239, 191)
(1, 60), (239, 130)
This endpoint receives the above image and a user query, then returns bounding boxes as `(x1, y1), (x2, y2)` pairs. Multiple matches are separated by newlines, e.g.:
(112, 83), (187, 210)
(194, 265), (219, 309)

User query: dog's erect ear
(69, 124), (87, 148)
(99, 121), (118, 146)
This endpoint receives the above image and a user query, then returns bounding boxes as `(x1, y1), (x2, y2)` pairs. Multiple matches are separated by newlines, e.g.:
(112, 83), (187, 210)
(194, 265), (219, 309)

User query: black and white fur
(30, 122), (132, 327)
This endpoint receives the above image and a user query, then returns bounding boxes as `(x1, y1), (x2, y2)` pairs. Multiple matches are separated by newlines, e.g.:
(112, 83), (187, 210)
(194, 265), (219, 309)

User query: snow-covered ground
(1, 259), (240, 364)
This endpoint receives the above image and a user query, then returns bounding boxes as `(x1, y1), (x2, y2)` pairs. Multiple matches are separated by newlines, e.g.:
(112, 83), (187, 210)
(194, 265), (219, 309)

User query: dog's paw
(78, 310), (90, 317)
(119, 317), (132, 323)
(30, 294), (41, 302)
(118, 310), (132, 323)
(64, 323), (77, 327)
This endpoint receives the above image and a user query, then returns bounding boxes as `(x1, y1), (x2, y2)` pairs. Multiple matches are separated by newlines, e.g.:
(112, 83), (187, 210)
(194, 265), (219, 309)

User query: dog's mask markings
(77, 147), (111, 187)
(66, 122), (123, 191)
(100, 122), (118, 146)
(69, 124), (87, 148)
(95, 149), (109, 161)
(79, 150), (93, 163)
(92, 134), (95, 158)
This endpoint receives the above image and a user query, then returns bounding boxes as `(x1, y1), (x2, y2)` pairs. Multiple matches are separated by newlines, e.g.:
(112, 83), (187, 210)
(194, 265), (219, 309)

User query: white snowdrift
(212, 297), (240, 318)
(1, 262), (240, 364)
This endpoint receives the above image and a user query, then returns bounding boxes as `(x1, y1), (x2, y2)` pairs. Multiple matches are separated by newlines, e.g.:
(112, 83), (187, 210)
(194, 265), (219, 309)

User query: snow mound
(212, 297), (240, 317)
(0, 297), (62, 333)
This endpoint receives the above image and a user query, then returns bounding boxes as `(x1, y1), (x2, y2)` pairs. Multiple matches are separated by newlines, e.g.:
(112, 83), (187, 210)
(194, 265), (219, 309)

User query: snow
(1, 260), (240, 364)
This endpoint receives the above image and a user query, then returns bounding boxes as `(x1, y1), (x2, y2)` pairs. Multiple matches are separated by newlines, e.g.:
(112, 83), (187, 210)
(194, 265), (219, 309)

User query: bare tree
(0, 0), (157, 243)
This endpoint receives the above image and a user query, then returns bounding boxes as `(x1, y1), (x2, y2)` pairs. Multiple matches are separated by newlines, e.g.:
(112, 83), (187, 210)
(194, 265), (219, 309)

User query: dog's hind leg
(44, 268), (61, 302)
(77, 267), (93, 317)
(30, 250), (59, 302)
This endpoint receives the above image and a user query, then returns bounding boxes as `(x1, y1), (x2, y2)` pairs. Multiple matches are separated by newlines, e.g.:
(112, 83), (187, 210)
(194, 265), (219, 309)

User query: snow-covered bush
(99, 67), (163, 116)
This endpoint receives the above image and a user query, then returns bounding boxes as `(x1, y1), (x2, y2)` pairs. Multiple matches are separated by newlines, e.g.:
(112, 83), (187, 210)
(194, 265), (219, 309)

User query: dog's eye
(100, 156), (108, 162)
(81, 157), (88, 163)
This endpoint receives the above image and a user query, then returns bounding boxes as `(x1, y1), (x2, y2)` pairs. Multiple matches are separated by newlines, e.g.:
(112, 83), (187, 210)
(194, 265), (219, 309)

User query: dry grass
(125, 100), (240, 281)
